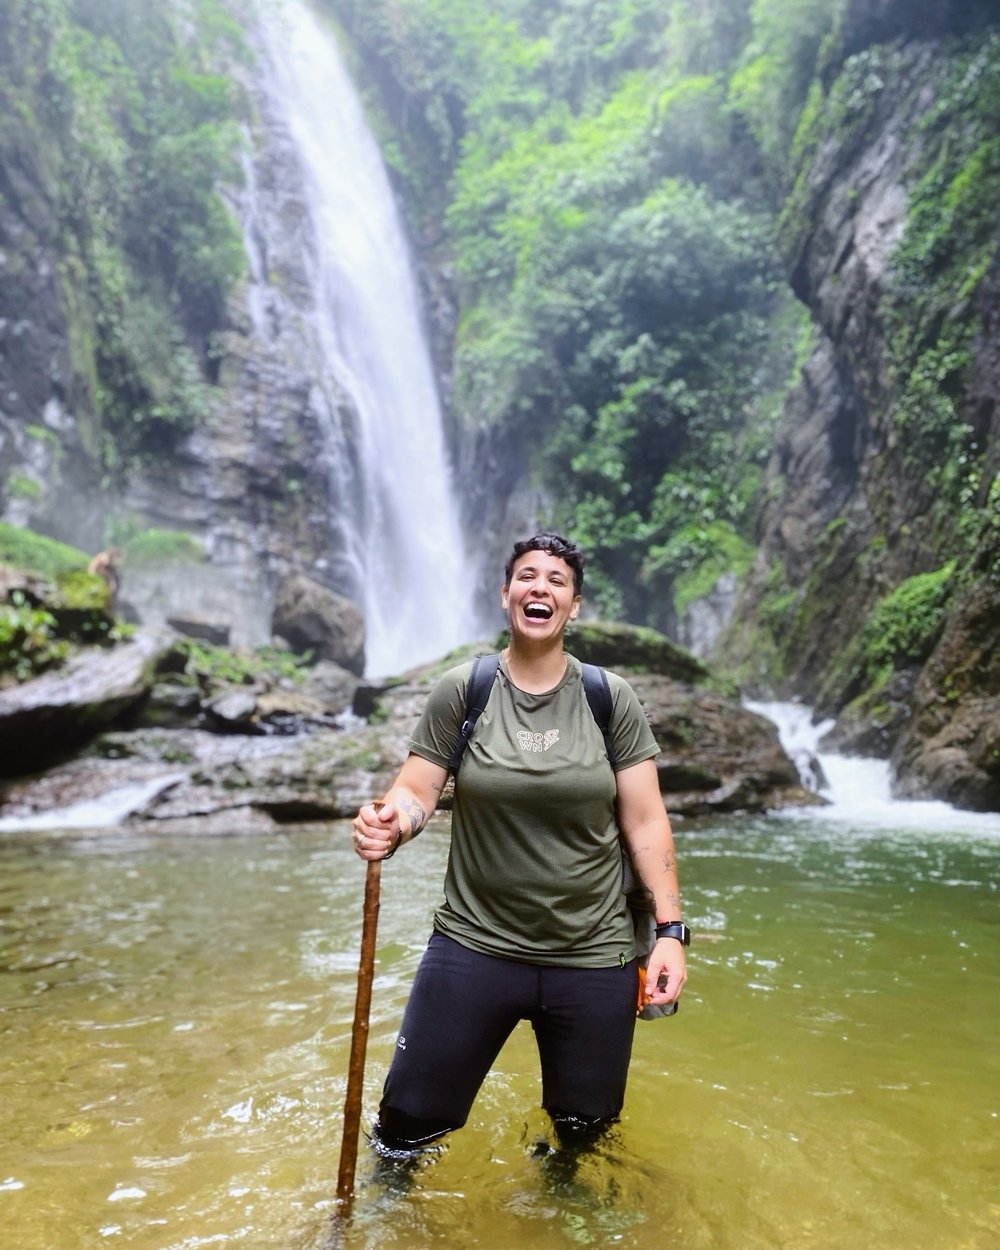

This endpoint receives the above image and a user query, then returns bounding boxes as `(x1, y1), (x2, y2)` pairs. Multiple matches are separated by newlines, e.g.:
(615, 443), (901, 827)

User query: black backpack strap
(581, 662), (616, 768)
(447, 652), (500, 772)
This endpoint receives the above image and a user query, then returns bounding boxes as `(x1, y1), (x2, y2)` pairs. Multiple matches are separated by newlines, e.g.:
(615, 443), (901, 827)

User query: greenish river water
(2, 804), (998, 1250)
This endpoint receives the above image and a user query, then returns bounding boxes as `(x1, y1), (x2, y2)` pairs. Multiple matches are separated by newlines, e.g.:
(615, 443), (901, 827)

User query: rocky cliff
(0, 2), (368, 656)
(717, 1), (999, 808)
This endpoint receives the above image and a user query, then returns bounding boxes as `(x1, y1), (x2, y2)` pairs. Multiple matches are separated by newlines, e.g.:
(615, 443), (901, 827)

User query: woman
(352, 532), (687, 1153)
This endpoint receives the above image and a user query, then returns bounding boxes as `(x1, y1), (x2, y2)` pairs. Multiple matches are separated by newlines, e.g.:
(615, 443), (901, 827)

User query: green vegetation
(8, 474), (42, 500)
(175, 640), (312, 689)
(0, 522), (121, 680)
(0, 522), (89, 578)
(3, 0), (996, 712)
(886, 35), (1000, 553)
(855, 563), (957, 691)
(332, 0), (803, 629)
(0, 597), (68, 681)
(1, 0), (248, 476)
(329, 0), (998, 660)
(122, 529), (206, 567)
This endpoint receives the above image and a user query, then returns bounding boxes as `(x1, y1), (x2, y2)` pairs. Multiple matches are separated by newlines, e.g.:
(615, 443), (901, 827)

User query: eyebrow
(516, 563), (567, 579)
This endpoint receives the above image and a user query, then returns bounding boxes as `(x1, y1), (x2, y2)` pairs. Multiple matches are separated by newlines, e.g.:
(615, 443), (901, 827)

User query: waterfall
(252, 0), (474, 678)
(747, 701), (1000, 834)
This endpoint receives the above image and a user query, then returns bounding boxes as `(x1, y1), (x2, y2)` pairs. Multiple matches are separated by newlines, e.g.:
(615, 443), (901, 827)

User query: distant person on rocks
(352, 532), (687, 1158)
(87, 548), (121, 610)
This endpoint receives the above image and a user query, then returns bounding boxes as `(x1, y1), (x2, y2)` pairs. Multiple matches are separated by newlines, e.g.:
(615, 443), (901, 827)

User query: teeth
(524, 604), (552, 619)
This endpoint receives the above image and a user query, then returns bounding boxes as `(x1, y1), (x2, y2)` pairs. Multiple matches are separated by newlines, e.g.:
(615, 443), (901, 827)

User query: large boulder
(272, 574), (365, 675)
(629, 674), (817, 814)
(564, 619), (718, 687)
(0, 630), (174, 776)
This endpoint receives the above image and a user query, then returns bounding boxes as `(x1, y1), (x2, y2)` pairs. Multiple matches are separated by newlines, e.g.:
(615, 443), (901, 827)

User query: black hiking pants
(375, 932), (639, 1151)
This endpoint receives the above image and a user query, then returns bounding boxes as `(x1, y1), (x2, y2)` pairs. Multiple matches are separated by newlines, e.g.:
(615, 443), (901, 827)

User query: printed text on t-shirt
(517, 729), (560, 752)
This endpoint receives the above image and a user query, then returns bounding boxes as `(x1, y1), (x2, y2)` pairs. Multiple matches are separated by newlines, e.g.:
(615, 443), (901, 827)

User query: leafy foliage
(855, 563), (957, 691)
(0, 598), (68, 682)
(1, 0), (248, 476)
(175, 639), (311, 689)
(331, 0), (802, 626)
(885, 34), (1000, 550)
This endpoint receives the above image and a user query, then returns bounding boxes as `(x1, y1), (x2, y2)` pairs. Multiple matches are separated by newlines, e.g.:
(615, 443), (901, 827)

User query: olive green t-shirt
(408, 654), (659, 968)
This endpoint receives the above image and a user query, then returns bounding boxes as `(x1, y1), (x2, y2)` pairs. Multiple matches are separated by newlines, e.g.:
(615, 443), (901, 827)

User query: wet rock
(820, 668), (919, 758)
(565, 620), (717, 687)
(138, 681), (204, 728)
(166, 614), (232, 646)
(630, 674), (822, 814)
(0, 631), (175, 776)
(790, 747), (828, 793)
(891, 579), (1000, 811)
(272, 573), (365, 674)
(676, 571), (741, 659)
(0, 622), (818, 828)
(205, 690), (261, 733)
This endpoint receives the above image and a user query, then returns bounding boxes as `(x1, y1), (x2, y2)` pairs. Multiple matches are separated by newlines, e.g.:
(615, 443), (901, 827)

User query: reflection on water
(1, 812), (998, 1249)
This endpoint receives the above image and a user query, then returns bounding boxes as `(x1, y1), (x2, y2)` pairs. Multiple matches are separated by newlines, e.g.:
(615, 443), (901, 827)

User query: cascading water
(252, 0), (474, 678)
(747, 700), (1000, 834)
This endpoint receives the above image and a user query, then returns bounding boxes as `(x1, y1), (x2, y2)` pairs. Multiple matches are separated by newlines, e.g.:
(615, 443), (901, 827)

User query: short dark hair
(505, 532), (585, 595)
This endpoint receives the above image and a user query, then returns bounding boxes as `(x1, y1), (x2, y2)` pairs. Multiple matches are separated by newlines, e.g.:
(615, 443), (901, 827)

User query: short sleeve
(407, 661), (474, 769)
(606, 671), (659, 770)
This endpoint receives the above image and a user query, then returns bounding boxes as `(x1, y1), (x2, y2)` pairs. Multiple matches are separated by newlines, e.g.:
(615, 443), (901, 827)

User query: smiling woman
(501, 536), (583, 661)
(351, 532), (688, 1161)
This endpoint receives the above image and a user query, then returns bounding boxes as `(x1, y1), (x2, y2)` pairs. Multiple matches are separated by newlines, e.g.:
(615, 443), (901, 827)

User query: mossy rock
(57, 569), (111, 613)
(0, 523), (89, 579)
(122, 529), (206, 567)
(564, 621), (714, 685)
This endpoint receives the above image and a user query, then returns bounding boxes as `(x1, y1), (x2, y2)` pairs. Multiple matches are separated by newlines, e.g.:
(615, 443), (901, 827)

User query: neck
(504, 638), (567, 694)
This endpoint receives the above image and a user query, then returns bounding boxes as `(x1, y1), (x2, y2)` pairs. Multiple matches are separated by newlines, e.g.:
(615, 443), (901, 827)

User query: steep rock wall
(720, 10), (999, 808)
(0, 16), (365, 650)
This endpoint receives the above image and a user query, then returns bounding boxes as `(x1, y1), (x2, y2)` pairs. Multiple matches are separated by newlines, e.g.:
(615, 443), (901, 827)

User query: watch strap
(654, 921), (691, 946)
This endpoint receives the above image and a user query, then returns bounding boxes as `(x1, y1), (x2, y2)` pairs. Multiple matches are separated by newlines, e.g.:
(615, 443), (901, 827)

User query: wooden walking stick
(335, 805), (385, 1220)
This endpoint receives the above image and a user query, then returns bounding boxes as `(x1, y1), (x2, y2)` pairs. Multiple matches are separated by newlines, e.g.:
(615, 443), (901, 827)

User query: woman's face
(502, 550), (581, 644)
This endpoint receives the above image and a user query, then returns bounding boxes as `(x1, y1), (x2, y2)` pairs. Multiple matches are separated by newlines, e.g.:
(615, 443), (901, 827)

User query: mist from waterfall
(253, 0), (475, 678)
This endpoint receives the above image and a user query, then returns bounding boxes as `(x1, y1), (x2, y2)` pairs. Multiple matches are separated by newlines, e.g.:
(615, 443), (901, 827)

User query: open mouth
(523, 603), (554, 621)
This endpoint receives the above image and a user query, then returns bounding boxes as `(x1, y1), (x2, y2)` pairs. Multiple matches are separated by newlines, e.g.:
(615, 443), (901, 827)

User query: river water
(2, 785), (997, 1250)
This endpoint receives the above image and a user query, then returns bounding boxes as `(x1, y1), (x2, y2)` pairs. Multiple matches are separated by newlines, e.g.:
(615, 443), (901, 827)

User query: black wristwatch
(654, 921), (691, 946)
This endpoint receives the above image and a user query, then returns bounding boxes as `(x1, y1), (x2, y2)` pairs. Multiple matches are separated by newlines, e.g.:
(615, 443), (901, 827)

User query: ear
(500, 583), (509, 610)
(570, 596), (581, 620)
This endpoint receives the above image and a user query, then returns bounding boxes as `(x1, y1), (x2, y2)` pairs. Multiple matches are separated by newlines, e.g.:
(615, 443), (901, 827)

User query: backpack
(448, 652), (674, 1019)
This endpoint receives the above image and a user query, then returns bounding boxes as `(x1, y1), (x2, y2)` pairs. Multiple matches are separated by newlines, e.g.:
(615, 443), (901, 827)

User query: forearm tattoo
(399, 795), (427, 838)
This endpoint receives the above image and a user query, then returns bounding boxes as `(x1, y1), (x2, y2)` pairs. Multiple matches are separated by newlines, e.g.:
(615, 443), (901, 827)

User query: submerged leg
(532, 957), (638, 1157)
(374, 934), (530, 1155)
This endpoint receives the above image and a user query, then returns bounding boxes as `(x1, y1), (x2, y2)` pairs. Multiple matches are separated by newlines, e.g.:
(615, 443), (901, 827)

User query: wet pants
(376, 932), (639, 1150)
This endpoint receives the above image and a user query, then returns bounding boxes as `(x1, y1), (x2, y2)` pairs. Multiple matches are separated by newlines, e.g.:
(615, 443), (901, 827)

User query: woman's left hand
(644, 937), (687, 1008)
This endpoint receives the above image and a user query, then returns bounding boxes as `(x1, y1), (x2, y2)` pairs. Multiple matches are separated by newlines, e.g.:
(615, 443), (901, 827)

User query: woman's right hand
(352, 801), (401, 861)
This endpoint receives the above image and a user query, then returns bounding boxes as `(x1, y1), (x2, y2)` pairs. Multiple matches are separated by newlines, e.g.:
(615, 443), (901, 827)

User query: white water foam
(747, 700), (1000, 836)
(0, 774), (184, 834)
